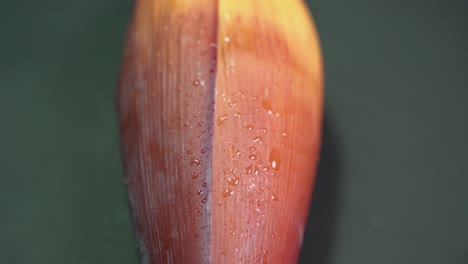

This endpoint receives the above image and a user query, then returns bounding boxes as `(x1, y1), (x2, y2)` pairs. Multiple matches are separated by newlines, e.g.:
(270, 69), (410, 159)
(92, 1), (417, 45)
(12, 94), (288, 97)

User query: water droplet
(201, 148), (206, 154)
(245, 165), (253, 175)
(248, 154), (257, 160)
(281, 132), (287, 137)
(227, 176), (239, 186)
(222, 188), (234, 197)
(197, 190), (203, 195)
(269, 148), (281, 171)
(186, 149), (193, 155)
(217, 115), (228, 126)
(224, 36), (230, 43)
(184, 122), (190, 127)
(249, 147), (256, 152)
(271, 161), (277, 169)
(198, 122), (203, 127)
(192, 172), (199, 179)
(201, 197), (207, 203)
(271, 194), (278, 201)
(253, 136), (262, 143)
(193, 80), (200, 86)
(259, 128), (268, 134)
(246, 125), (253, 131)
(256, 201), (262, 206)
(262, 100), (273, 115)
(202, 179), (207, 187)
(190, 158), (202, 166)
(229, 100), (238, 108)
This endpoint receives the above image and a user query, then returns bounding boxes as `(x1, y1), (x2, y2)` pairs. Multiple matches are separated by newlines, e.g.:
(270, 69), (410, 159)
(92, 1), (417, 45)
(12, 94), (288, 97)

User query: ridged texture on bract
(117, 0), (323, 263)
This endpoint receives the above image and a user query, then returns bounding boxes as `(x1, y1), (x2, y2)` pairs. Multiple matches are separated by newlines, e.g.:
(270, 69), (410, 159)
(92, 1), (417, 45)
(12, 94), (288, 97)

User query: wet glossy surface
(118, 0), (323, 263)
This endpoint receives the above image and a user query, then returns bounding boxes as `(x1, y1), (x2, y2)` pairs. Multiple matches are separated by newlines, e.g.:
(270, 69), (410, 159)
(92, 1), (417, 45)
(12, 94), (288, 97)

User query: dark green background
(1, 0), (467, 263)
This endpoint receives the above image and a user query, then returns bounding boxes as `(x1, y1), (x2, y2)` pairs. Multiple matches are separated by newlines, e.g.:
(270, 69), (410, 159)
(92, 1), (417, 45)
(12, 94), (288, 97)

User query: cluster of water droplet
(215, 85), (285, 208)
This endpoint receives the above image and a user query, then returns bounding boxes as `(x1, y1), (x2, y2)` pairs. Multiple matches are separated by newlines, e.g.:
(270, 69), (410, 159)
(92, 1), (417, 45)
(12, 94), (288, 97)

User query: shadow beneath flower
(298, 113), (342, 264)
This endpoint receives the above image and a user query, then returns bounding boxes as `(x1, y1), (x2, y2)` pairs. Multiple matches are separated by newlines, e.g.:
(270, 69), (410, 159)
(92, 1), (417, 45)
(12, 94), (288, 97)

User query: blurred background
(1, 0), (467, 263)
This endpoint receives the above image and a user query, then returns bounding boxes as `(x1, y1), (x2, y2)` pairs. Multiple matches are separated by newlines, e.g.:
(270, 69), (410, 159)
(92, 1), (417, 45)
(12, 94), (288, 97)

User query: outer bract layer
(118, 0), (323, 263)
